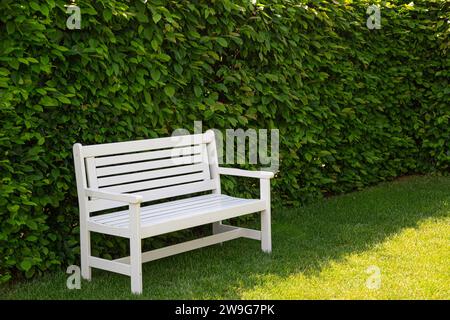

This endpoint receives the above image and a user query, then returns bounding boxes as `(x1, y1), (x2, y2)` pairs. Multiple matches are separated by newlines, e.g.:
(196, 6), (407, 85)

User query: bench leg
(129, 203), (142, 294)
(212, 221), (225, 245)
(130, 235), (142, 294)
(261, 209), (272, 253)
(212, 221), (223, 234)
(80, 227), (91, 280)
(260, 178), (272, 253)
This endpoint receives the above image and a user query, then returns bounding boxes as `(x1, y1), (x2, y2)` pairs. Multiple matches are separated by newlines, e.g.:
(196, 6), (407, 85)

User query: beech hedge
(0, 0), (449, 282)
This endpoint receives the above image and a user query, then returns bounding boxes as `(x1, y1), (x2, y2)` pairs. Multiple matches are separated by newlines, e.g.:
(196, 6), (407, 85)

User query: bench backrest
(73, 131), (220, 212)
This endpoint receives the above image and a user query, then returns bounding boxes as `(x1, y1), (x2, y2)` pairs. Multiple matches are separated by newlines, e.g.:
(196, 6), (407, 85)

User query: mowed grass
(1, 175), (449, 299)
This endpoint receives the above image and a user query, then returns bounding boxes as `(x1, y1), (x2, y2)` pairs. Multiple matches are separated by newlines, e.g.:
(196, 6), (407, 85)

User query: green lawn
(1, 175), (449, 299)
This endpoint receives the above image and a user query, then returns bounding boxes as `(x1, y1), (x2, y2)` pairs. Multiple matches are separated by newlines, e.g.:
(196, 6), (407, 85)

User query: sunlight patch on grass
(241, 216), (450, 299)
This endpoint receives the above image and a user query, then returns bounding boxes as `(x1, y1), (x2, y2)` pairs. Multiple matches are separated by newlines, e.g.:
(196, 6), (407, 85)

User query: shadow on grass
(2, 175), (449, 299)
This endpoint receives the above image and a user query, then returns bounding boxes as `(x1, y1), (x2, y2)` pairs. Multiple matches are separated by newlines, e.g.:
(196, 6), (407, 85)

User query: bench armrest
(218, 167), (274, 179)
(85, 188), (143, 204)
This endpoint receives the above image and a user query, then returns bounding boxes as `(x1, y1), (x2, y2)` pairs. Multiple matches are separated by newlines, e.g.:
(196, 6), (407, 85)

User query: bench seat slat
(125, 197), (252, 228)
(90, 194), (222, 224)
(91, 194), (238, 226)
(87, 180), (216, 212)
(89, 194), (264, 230)
(140, 200), (265, 238)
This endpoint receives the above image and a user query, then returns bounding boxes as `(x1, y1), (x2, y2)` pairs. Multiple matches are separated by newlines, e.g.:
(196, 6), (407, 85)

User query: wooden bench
(73, 130), (273, 294)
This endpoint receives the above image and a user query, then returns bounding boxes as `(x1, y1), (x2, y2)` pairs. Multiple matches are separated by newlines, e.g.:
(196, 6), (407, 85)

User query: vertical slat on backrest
(85, 157), (98, 189)
(201, 143), (211, 181)
(205, 130), (221, 194)
(206, 130), (222, 234)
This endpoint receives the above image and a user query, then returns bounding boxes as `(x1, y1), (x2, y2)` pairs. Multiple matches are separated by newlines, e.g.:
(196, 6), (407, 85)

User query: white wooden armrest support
(85, 188), (143, 204)
(218, 167), (274, 179)
(216, 167), (272, 254)
(73, 130), (273, 295)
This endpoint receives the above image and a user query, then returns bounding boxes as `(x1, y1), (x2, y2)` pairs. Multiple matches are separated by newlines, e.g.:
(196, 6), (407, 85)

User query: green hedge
(0, 0), (448, 282)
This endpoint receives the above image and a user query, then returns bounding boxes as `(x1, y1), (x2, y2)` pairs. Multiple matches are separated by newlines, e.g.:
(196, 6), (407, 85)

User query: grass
(1, 175), (449, 299)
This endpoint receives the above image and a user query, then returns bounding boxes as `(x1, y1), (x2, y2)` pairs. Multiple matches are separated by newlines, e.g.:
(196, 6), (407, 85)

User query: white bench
(73, 130), (273, 294)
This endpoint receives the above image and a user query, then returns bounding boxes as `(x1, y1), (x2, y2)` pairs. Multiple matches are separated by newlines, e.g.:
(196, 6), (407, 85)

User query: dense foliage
(0, 0), (448, 282)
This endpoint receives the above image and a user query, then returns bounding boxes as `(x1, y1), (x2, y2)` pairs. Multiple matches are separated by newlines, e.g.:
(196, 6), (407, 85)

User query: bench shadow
(139, 175), (450, 299)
